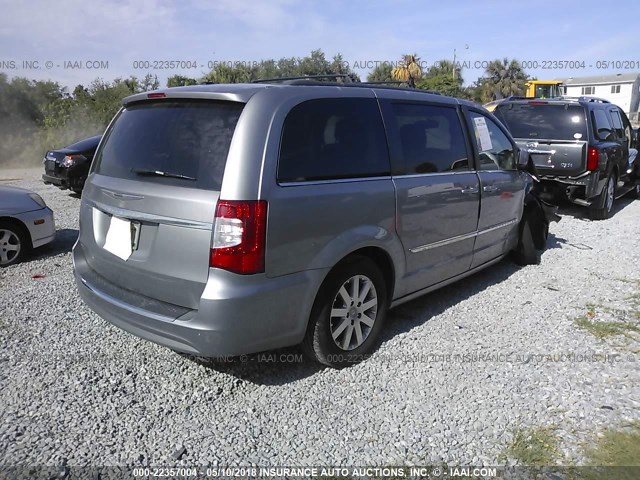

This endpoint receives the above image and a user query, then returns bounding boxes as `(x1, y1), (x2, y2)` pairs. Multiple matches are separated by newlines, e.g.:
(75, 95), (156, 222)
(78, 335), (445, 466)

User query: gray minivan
(73, 81), (551, 367)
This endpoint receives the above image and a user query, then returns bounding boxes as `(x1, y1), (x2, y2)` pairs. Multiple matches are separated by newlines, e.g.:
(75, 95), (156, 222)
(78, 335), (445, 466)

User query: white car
(0, 186), (56, 266)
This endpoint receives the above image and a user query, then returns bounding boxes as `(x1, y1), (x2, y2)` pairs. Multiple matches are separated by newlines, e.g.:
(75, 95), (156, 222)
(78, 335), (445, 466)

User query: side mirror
(517, 147), (539, 177)
(517, 148), (530, 169)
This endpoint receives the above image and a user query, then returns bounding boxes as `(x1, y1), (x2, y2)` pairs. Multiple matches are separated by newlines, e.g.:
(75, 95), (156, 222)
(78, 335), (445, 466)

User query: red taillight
(587, 146), (599, 171)
(210, 200), (267, 274)
(147, 92), (166, 99)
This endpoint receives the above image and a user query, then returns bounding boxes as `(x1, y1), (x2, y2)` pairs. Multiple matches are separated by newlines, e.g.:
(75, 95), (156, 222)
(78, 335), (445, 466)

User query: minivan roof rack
(251, 76), (443, 95)
(252, 74), (359, 84)
(360, 80), (407, 86)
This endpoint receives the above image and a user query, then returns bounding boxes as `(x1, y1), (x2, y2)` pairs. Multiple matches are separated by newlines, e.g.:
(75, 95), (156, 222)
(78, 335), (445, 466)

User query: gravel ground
(1, 167), (639, 468)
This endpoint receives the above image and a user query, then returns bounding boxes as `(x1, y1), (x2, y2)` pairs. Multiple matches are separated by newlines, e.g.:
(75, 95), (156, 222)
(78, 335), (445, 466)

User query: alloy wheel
(606, 177), (615, 212)
(329, 274), (378, 351)
(0, 229), (21, 266)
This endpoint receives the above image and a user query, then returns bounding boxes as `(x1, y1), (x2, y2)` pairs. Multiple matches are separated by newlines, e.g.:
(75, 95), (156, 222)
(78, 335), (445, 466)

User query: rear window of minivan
(94, 100), (244, 190)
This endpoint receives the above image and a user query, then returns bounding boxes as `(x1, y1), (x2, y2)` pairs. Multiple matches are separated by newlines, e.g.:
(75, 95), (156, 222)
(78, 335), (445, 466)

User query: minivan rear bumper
(73, 243), (328, 357)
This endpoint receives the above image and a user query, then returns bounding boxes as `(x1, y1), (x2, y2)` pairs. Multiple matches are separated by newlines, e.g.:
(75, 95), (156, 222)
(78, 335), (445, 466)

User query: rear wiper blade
(131, 168), (197, 181)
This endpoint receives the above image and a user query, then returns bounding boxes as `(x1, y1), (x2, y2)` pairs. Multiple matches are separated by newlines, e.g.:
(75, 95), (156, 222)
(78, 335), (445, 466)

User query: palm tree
(427, 59), (463, 84)
(392, 54), (423, 87)
(367, 63), (394, 83)
(484, 58), (528, 100)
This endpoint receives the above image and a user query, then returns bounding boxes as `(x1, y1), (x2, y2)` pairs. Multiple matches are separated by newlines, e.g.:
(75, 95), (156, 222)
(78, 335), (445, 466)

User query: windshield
(495, 104), (587, 141)
(94, 100), (244, 190)
(534, 85), (556, 98)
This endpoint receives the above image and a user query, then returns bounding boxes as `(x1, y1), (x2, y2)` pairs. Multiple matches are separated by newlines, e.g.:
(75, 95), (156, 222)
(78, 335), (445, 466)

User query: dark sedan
(42, 135), (101, 193)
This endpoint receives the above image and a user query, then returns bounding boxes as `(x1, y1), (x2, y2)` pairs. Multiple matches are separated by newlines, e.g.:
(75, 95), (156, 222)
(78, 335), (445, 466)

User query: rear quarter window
(609, 109), (625, 139)
(277, 98), (390, 182)
(591, 109), (615, 141)
(94, 100), (244, 190)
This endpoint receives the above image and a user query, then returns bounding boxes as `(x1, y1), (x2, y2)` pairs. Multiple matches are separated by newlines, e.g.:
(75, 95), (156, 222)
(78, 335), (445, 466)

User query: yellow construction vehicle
(525, 80), (564, 99)
(484, 80), (564, 111)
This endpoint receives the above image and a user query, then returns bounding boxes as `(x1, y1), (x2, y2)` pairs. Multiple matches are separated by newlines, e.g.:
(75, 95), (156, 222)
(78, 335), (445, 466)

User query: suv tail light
(587, 146), (599, 171)
(210, 200), (267, 274)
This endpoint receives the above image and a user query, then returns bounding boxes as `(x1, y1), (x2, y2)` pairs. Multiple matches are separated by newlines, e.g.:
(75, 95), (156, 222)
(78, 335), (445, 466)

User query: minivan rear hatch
(78, 99), (244, 310)
(495, 103), (588, 176)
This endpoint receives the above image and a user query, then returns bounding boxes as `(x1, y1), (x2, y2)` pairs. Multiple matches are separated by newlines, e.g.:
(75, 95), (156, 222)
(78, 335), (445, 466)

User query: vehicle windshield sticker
(473, 116), (493, 151)
(574, 133), (583, 139)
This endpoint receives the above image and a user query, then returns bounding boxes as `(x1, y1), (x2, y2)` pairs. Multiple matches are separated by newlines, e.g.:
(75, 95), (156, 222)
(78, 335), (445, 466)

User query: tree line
(0, 49), (530, 166)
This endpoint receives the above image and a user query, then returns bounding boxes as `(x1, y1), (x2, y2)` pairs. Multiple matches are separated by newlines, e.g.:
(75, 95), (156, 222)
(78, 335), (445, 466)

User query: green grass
(574, 317), (640, 339)
(501, 423), (640, 478)
(584, 422), (640, 466)
(571, 423), (640, 480)
(627, 292), (640, 320)
(574, 303), (640, 340)
(503, 426), (561, 466)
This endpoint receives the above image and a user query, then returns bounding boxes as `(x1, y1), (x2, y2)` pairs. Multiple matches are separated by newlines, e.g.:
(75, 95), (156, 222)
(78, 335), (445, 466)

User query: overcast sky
(1, 0), (638, 90)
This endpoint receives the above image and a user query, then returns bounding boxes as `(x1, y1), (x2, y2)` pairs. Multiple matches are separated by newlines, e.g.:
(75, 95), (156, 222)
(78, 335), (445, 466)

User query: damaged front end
(523, 156), (561, 250)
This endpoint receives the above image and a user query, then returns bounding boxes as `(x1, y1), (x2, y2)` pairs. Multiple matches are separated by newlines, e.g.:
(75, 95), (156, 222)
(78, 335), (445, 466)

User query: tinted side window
(469, 112), (516, 171)
(592, 109), (614, 140)
(278, 98), (390, 182)
(619, 110), (633, 147)
(609, 109), (625, 139)
(387, 103), (469, 174)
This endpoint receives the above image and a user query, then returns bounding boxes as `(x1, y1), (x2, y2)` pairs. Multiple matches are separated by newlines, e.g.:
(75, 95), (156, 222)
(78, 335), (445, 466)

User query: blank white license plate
(103, 216), (135, 261)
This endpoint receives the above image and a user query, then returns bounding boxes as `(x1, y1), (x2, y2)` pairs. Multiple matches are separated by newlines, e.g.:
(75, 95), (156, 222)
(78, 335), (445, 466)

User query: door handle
(483, 185), (499, 193)
(460, 186), (479, 194)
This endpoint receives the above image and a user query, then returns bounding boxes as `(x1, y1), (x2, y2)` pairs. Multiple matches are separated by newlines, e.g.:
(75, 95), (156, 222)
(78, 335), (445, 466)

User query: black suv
(494, 97), (639, 219)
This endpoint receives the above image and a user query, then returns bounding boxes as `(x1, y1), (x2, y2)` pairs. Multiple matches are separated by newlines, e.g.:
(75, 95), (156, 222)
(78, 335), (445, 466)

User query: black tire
(0, 220), (29, 267)
(302, 256), (388, 368)
(589, 173), (616, 220)
(512, 217), (541, 266)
